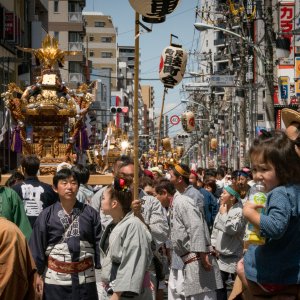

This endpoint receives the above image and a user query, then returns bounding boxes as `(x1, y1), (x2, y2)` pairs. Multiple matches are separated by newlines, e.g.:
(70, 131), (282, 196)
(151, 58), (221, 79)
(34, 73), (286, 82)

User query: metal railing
(69, 73), (83, 83)
(68, 42), (83, 51)
(68, 12), (82, 23)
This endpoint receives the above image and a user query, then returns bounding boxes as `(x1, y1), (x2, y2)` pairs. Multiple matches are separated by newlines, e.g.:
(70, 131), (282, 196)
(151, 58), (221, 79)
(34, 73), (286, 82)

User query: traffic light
(177, 134), (189, 139)
(110, 106), (129, 114)
(140, 135), (149, 139)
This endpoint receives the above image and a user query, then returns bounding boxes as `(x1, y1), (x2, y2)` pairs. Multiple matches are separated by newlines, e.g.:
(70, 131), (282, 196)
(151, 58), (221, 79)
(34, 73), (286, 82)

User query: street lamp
(181, 98), (210, 114)
(194, 22), (264, 59)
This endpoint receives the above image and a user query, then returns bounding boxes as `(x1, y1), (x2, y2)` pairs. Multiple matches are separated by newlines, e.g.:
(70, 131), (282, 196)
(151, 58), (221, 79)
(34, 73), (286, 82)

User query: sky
(84, 0), (202, 137)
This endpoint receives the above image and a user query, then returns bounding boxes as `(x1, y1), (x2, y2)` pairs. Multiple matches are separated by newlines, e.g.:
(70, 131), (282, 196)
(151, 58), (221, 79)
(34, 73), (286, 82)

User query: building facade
(83, 12), (117, 90)
(48, 0), (86, 87)
(0, 0), (47, 171)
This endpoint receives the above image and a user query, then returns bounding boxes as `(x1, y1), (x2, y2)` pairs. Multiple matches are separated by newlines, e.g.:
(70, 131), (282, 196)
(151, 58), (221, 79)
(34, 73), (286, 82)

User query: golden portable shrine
(1, 35), (94, 175)
(86, 122), (133, 173)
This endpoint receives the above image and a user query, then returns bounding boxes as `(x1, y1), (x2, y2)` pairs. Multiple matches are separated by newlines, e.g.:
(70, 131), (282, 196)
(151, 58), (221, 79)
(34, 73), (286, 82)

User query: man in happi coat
(29, 168), (101, 300)
(169, 164), (223, 300)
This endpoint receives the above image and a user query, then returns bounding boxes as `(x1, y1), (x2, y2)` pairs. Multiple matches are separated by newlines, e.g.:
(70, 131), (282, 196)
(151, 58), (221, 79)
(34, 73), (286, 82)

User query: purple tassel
(11, 126), (22, 153)
(75, 126), (89, 151)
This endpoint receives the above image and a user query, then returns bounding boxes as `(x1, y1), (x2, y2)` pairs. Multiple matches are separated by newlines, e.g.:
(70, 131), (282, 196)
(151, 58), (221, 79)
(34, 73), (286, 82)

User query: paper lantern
(181, 111), (195, 133)
(129, 0), (180, 23)
(176, 146), (184, 158)
(161, 137), (171, 152)
(210, 138), (218, 150)
(159, 45), (187, 88)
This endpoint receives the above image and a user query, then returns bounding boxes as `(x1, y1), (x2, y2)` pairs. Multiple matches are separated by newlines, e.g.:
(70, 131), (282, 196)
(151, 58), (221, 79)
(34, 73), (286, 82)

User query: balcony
(69, 73), (83, 83)
(69, 42), (83, 51)
(214, 53), (229, 61)
(68, 12), (83, 23)
(215, 18), (226, 27)
(214, 38), (226, 46)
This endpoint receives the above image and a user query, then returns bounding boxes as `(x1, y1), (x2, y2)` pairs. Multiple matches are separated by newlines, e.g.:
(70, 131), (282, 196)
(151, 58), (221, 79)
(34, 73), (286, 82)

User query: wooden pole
(156, 87), (168, 166)
(133, 12), (140, 200)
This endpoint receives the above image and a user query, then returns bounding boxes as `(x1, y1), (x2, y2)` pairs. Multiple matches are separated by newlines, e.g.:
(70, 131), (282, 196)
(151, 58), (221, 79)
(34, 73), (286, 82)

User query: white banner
(0, 110), (9, 143)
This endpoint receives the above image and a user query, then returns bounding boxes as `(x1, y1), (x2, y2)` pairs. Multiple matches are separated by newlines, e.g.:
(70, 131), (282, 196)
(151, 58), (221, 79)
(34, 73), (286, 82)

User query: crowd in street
(0, 108), (300, 300)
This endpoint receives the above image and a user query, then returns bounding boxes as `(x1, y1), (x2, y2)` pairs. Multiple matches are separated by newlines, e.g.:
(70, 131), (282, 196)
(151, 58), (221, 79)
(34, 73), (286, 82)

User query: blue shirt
(244, 184), (300, 284)
(199, 188), (219, 229)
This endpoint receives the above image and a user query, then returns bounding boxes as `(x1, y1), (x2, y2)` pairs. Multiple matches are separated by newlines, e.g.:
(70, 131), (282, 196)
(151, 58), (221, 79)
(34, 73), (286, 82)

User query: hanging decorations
(181, 111), (195, 133)
(161, 137), (172, 152)
(159, 44), (187, 88)
(210, 138), (218, 150)
(176, 146), (184, 158)
(128, 0), (181, 23)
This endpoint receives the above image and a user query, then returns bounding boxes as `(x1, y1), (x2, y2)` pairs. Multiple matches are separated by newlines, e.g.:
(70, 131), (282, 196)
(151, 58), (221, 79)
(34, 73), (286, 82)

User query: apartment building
(0, 0), (48, 170)
(141, 85), (155, 138)
(118, 45), (135, 74)
(48, 0), (86, 87)
(83, 12), (117, 90)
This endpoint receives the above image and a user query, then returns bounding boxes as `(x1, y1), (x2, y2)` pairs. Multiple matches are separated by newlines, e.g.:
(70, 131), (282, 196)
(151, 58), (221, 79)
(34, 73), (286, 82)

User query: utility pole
(264, 0), (275, 127)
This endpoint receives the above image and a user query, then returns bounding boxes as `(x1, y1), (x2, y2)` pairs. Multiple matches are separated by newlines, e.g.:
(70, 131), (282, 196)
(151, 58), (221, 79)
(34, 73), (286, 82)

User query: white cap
(56, 162), (72, 173)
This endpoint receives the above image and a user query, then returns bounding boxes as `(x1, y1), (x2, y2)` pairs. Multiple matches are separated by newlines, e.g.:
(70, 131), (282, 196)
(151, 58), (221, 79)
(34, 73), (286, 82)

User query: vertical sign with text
(279, 2), (295, 65)
(295, 57), (300, 96)
(278, 76), (290, 104)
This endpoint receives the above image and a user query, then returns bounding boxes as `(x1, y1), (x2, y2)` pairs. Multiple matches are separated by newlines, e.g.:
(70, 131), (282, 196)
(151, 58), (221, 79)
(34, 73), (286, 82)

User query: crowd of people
(0, 108), (300, 300)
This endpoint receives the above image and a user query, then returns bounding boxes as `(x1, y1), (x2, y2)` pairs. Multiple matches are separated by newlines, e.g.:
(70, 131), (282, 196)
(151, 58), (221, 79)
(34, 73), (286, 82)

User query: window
(206, 40), (208, 47)
(54, 1), (59, 12)
(68, 2), (80, 12)
(69, 62), (81, 73)
(257, 114), (265, 121)
(101, 37), (112, 43)
(89, 36), (94, 42)
(95, 21), (105, 27)
(54, 32), (59, 41)
(101, 52), (112, 58)
(89, 51), (94, 57)
(69, 32), (81, 42)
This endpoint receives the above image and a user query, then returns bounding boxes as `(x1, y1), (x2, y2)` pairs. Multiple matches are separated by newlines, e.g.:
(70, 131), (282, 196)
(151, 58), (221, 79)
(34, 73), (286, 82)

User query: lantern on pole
(176, 146), (184, 158)
(128, 0), (181, 23)
(161, 137), (172, 152)
(159, 44), (187, 88)
(210, 138), (218, 150)
(181, 111), (195, 133)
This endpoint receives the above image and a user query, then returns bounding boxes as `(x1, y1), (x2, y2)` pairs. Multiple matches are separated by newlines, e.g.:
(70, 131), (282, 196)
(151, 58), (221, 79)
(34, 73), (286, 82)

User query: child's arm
(243, 202), (263, 229)
(243, 188), (292, 239)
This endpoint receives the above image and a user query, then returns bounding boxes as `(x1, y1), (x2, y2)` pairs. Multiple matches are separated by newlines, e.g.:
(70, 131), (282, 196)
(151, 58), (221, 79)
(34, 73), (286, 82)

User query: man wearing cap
(151, 166), (163, 180)
(282, 108), (300, 157)
(115, 157), (169, 298)
(168, 163), (222, 300)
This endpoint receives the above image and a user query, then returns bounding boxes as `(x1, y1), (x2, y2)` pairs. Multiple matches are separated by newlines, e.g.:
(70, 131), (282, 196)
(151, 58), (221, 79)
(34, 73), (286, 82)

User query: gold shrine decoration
(159, 44), (187, 88)
(17, 34), (80, 69)
(2, 34), (95, 174)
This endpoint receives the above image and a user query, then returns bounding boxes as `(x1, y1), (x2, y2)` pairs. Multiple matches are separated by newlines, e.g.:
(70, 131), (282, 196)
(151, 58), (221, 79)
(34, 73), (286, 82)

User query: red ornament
(119, 178), (125, 188)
